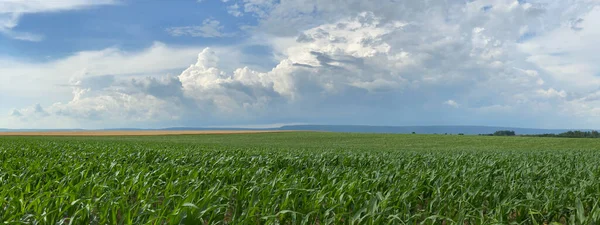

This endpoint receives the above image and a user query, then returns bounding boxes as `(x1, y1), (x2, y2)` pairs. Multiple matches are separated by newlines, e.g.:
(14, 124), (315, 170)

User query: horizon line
(0, 124), (597, 131)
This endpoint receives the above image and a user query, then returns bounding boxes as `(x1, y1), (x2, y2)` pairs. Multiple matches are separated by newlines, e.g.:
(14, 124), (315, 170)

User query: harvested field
(0, 130), (289, 136)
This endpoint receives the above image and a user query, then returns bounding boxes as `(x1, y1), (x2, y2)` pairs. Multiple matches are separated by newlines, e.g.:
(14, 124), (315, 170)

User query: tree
(493, 130), (516, 136)
(557, 130), (600, 138)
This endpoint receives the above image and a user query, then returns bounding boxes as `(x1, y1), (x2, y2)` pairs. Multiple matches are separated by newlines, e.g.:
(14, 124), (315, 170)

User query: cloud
(0, 29), (44, 41)
(5, 0), (600, 129)
(0, 42), (208, 98)
(3, 13), (417, 128)
(227, 4), (243, 17)
(0, 0), (117, 41)
(166, 19), (235, 38)
(444, 100), (459, 108)
(240, 0), (278, 18)
(0, 41), (257, 129)
(10, 109), (22, 117)
(518, 6), (600, 91)
(536, 88), (567, 99)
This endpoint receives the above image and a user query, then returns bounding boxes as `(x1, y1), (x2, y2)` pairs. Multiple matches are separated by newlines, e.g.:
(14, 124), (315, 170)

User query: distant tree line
(495, 130), (516, 136)
(523, 130), (600, 138)
(478, 130), (516, 136)
(477, 130), (600, 138)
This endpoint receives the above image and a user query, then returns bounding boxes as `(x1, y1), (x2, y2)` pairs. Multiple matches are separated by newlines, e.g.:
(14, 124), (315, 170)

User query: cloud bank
(3, 0), (600, 129)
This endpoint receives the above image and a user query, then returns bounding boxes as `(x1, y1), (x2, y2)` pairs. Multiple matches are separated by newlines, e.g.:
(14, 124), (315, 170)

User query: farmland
(0, 130), (288, 136)
(1, 132), (600, 224)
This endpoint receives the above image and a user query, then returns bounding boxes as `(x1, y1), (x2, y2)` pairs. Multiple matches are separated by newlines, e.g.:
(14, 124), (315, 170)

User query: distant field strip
(0, 130), (292, 136)
(2, 133), (600, 224)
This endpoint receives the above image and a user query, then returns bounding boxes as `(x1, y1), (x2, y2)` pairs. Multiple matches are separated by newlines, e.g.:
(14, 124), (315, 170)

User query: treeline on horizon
(477, 130), (600, 138)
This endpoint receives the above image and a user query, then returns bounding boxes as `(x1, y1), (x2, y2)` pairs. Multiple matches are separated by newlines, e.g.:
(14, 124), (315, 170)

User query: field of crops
(2, 132), (600, 224)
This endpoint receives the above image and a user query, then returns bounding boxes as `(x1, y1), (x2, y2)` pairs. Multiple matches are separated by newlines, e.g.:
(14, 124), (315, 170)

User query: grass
(1, 132), (600, 224)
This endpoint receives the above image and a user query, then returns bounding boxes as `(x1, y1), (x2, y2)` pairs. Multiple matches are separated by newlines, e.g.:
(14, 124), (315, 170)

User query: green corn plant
(2, 133), (600, 224)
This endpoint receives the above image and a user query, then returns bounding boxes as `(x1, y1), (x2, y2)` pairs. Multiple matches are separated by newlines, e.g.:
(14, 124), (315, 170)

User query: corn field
(1, 133), (600, 224)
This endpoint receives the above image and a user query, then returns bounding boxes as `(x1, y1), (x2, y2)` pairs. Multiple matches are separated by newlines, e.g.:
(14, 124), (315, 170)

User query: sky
(1, 0), (600, 129)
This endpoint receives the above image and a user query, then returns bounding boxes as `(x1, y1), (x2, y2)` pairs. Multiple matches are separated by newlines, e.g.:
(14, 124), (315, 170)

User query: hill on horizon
(1, 125), (592, 135)
(275, 125), (591, 135)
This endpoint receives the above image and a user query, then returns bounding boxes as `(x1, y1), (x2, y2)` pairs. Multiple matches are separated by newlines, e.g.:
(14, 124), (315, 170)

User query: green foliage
(2, 133), (600, 224)
(526, 130), (600, 138)
(493, 130), (516, 136)
(478, 130), (516, 136)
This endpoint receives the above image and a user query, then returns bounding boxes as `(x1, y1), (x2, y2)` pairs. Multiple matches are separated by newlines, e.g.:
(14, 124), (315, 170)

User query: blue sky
(1, 1), (248, 60)
(1, 0), (600, 129)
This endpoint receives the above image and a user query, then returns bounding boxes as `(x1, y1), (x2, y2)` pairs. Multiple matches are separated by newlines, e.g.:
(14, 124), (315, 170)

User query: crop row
(1, 135), (600, 224)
